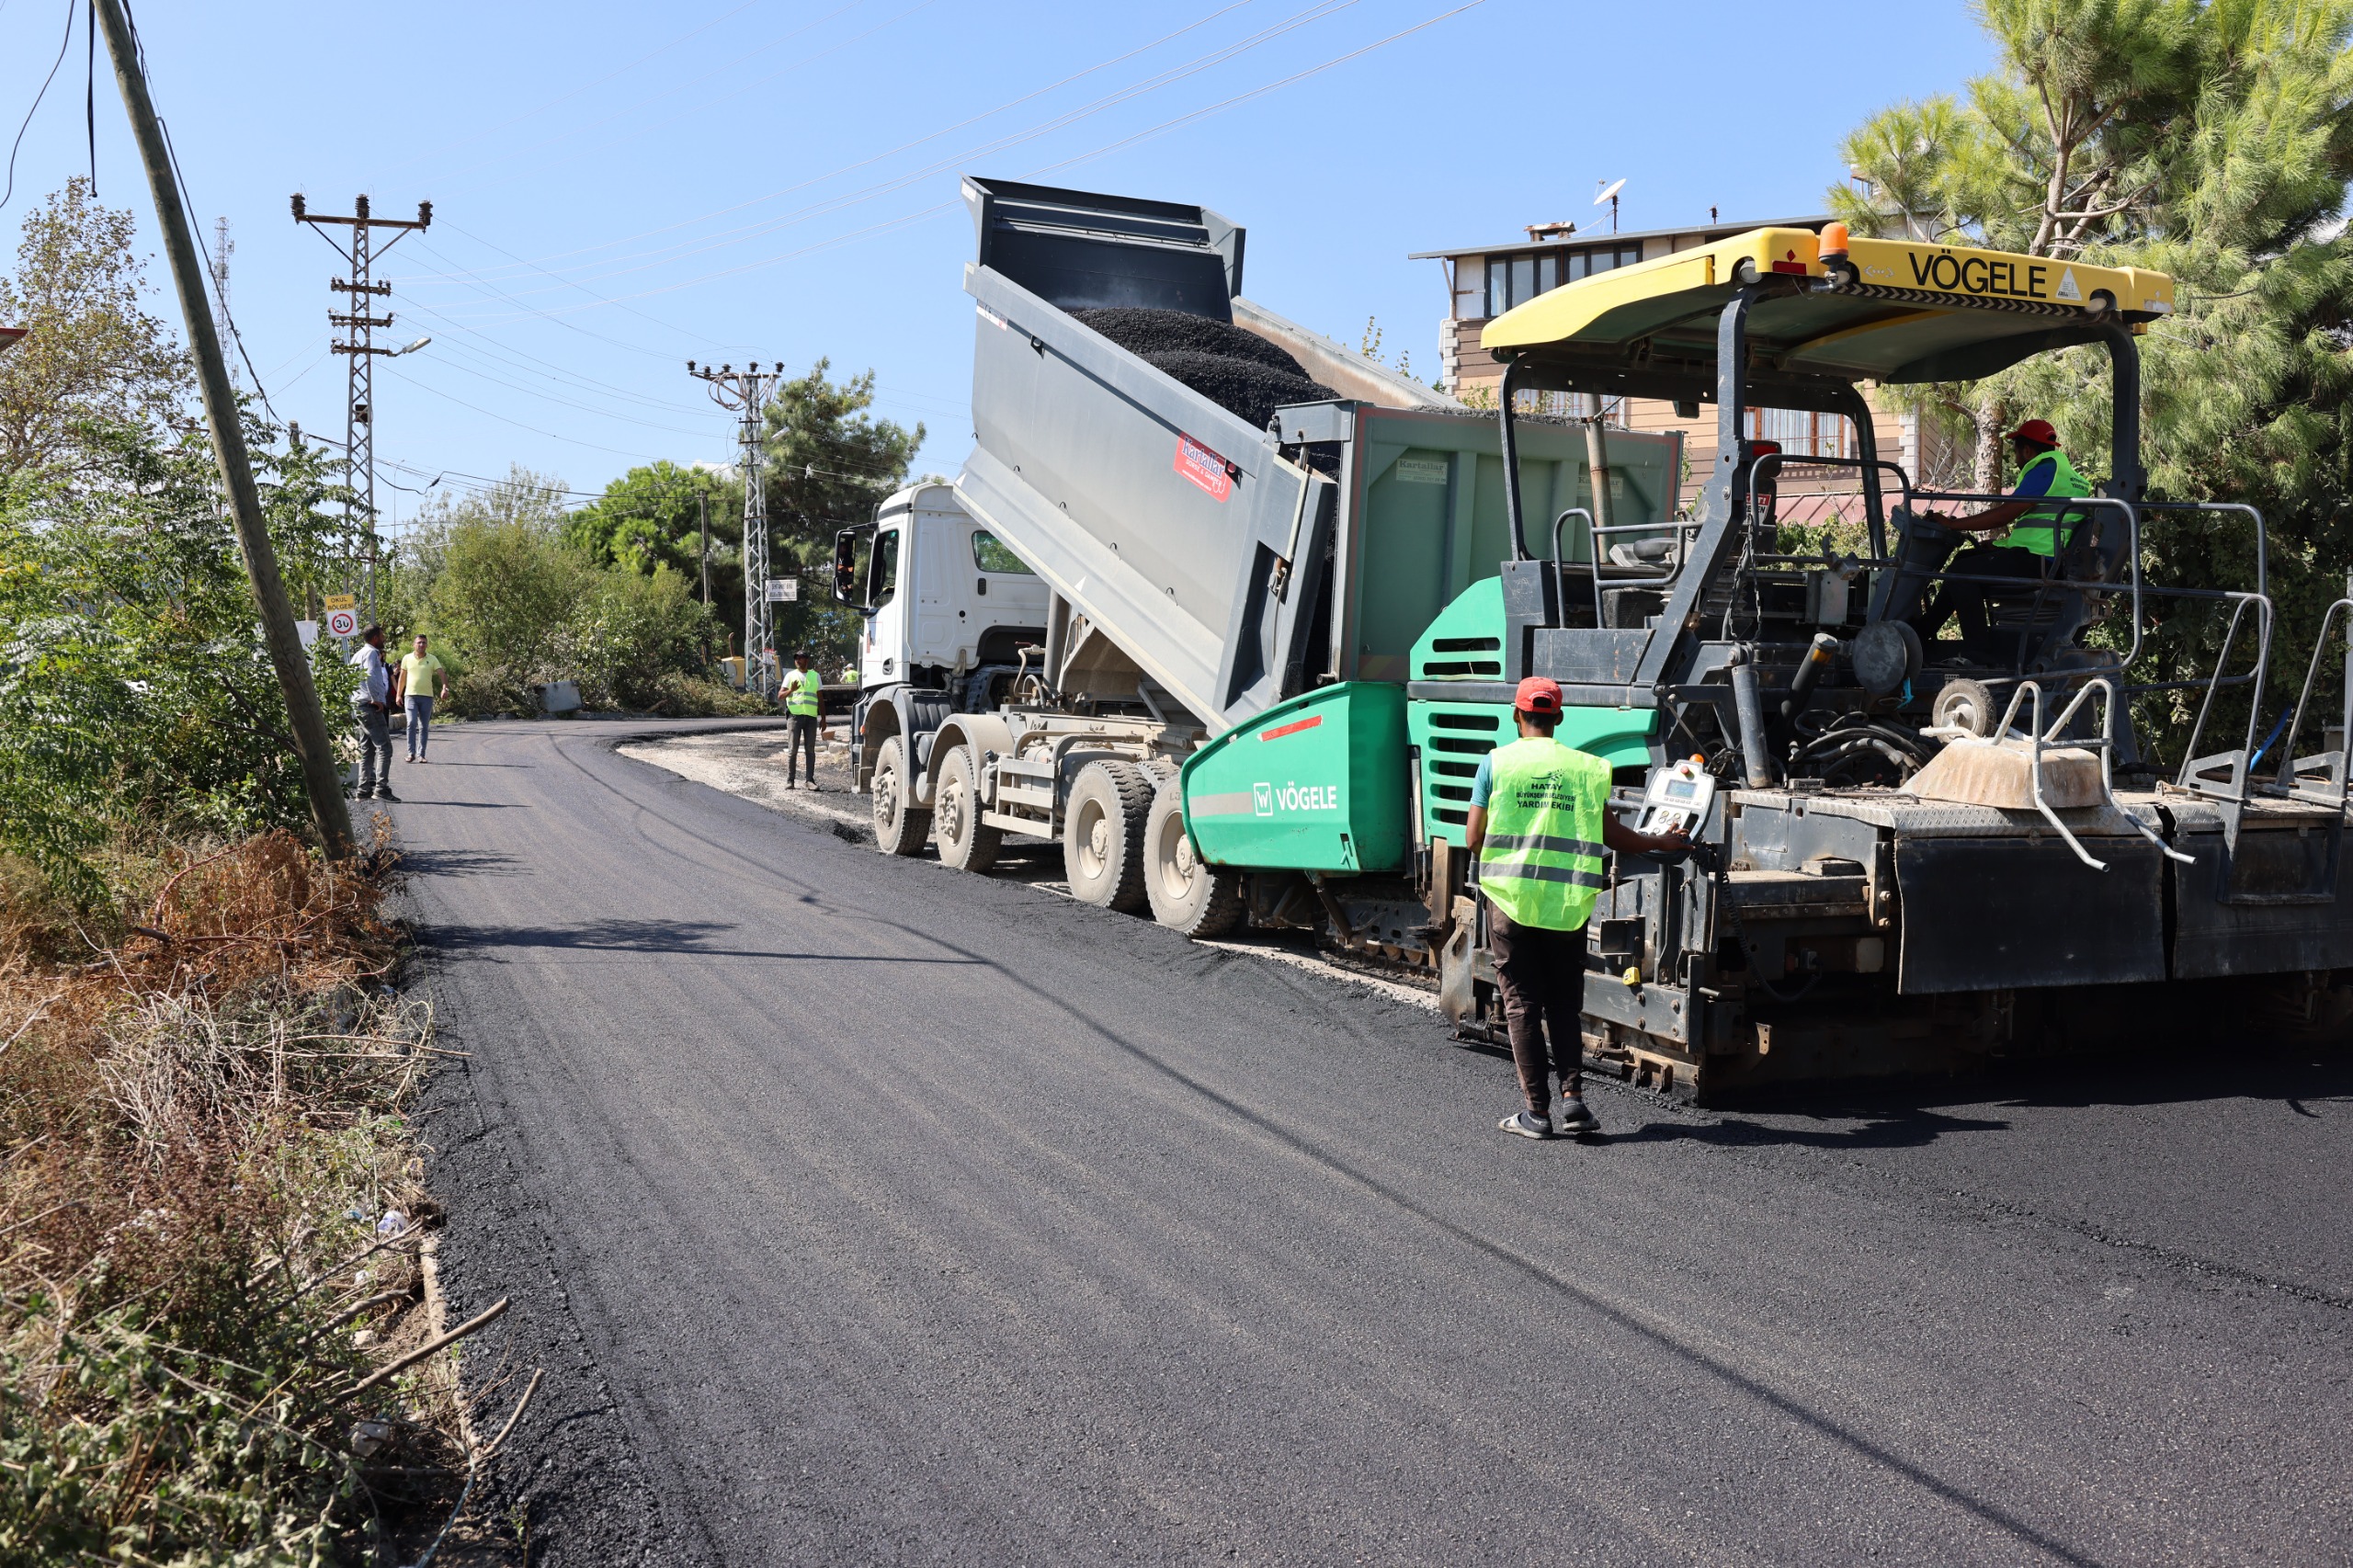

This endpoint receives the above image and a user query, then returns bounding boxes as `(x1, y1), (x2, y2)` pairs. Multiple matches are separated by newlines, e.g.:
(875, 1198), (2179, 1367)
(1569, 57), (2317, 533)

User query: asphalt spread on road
(389, 719), (2353, 1566)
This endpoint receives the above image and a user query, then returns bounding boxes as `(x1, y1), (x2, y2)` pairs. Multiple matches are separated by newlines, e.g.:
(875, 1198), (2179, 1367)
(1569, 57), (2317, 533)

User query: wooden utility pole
(93, 0), (355, 858)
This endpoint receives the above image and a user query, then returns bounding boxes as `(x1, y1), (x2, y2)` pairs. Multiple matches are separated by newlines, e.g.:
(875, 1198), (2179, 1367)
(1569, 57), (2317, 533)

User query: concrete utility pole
(697, 488), (711, 607)
(688, 360), (783, 693)
(92, 0), (355, 858)
(293, 191), (430, 628)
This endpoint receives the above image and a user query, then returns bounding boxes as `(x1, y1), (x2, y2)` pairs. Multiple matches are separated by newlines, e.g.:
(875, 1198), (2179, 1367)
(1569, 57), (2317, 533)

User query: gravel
(1074, 306), (1336, 430)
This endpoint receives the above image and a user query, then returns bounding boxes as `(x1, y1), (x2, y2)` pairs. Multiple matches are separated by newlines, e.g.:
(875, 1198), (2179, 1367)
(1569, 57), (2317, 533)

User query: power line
(1039, 0), (1489, 175)
(432, 0), (903, 187)
(422, 0), (1362, 308)
(375, 0), (765, 176)
(390, 0), (1257, 288)
(0, 0), (74, 214)
(381, 361), (668, 461)
(442, 0), (1459, 327)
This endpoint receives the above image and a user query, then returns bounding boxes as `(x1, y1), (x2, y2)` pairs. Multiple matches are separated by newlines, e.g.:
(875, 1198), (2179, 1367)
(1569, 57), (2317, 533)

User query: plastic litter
(375, 1209), (408, 1239)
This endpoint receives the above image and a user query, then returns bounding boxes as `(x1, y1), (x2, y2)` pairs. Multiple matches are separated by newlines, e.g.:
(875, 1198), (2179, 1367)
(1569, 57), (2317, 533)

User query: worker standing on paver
(1464, 676), (1686, 1139)
(779, 650), (823, 790)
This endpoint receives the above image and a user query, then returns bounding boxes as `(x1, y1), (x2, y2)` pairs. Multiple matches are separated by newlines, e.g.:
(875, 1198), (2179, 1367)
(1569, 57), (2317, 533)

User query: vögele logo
(1257, 781), (1342, 813)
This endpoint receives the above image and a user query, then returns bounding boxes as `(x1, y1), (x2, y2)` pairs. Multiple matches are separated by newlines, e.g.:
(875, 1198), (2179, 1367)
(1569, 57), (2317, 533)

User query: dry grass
(0, 827), (505, 1564)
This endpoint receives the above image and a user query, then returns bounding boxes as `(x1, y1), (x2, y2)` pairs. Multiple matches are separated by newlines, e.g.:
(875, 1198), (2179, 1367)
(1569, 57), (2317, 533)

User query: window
(971, 529), (1034, 574)
(868, 526), (900, 607)
(1483, 244), (1644, 316)
(1746, 407), (1857, 461)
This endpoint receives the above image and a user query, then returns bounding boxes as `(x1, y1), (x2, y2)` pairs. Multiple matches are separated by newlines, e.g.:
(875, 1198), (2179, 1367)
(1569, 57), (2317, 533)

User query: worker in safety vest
(779, 650), (823, 790)
(1909, 418), (2094, 653)
(1465, 676), (1689, 1140)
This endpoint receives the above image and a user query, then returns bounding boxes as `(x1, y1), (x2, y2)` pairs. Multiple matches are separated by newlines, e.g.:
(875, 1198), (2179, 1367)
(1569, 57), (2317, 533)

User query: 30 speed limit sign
(324, 608), (358, 638)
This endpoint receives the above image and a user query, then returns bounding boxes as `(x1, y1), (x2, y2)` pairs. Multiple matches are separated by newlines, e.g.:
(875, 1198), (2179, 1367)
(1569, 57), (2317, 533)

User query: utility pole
(697, 489), (711, 607)
(696, 487), (712, 665)
(92, 0), (355, 858)
(688, 360), (782, 693)
(293, 191), (430, 629)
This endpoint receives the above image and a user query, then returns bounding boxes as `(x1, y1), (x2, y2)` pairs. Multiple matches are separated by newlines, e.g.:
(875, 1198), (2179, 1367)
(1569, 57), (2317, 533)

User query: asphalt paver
(389, 718), (2353, 1567)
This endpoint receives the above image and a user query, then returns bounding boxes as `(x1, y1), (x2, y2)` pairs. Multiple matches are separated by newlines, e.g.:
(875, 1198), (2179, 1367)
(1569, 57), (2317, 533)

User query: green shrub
(0, 421), (357, 903)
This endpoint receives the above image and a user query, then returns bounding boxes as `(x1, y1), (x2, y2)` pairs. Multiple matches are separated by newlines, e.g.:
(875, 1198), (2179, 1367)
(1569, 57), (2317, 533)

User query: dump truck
(841, 176), (2353, 1101)
(840, 176), (1681, 946)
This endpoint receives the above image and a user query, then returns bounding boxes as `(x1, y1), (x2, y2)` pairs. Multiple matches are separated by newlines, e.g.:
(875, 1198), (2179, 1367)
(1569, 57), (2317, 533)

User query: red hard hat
(1514, 676), (1563, 716)
(2006, 418), (2059, 448)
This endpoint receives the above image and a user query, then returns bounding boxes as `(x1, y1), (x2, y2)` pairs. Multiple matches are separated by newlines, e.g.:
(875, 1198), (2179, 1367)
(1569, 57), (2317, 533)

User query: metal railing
(1969, 677), (2193, 872)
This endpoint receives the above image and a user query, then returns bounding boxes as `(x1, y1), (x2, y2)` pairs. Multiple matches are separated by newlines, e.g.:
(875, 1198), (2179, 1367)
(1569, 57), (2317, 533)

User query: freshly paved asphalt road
(391, 718), (2353, 1567)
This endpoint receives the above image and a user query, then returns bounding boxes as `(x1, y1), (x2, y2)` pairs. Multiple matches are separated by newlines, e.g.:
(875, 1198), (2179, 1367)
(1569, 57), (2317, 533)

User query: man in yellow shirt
(401, 633), (450, 763)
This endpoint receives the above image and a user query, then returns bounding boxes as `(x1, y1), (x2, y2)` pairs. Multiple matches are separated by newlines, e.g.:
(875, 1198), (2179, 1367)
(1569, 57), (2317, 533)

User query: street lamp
(394, 336), (431, 356)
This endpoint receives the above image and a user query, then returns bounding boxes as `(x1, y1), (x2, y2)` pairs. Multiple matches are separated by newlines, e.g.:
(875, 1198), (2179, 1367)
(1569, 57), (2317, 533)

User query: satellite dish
(1594, 178), (1627, 206)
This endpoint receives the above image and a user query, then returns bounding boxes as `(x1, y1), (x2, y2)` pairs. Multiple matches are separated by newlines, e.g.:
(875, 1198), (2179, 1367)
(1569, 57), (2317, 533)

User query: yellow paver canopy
(1483, 227), (2173, 388)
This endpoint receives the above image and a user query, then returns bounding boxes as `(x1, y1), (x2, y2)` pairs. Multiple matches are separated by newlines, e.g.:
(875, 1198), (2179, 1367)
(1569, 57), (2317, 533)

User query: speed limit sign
(324, 608), (358, 639)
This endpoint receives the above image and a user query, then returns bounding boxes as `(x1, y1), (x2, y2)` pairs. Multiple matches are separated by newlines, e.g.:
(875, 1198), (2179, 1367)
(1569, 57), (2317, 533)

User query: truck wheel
(1143, 783), (1245, 937)
(1063, 759), (1151, 912)
(871, 734), (931, 857)
(935, 744), (1001, 873)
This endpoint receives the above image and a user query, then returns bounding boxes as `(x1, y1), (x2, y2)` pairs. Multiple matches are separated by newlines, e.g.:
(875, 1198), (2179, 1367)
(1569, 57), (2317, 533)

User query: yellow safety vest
(1478, 736), (1611, 931)
(783, 671), (821, 718)
(2006, 449), (2092, 559)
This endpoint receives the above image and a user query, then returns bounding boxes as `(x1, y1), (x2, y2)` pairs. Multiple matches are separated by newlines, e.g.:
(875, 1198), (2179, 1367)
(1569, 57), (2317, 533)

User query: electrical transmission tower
(293, 194), (431, 624)
(688, 359), (783, 694)
(209, 218), (234, 386)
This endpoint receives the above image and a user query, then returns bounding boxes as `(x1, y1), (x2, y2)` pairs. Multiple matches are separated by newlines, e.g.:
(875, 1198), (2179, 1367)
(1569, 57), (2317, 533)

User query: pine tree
(1831, 0), (2353, 756)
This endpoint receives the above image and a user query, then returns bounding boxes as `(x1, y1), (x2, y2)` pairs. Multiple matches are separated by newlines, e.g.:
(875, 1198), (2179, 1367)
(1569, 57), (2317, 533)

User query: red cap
(2006, 418), (2059, 448)
(1514, 676), (1563, 716)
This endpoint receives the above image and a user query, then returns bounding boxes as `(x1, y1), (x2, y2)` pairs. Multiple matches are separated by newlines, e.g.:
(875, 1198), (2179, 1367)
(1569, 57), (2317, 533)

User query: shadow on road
(1600, 1046), (2353, 1152)
(398, 847), (529, 880)
(420, 915), (985, 964)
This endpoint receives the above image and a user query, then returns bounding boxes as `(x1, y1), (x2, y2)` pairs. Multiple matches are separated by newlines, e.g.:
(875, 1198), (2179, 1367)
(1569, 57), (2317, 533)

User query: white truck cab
(835, 482), (1051, 727)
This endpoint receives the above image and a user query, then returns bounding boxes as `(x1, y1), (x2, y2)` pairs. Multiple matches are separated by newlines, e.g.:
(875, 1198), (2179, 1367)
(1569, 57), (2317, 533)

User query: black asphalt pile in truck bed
(1074, 307), (1336, 432)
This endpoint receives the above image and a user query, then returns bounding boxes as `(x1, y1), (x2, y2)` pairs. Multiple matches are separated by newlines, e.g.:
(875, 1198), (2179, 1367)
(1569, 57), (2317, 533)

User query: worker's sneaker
(353, 789), (374, 801)
(375, 787), (401, 803)
(1497, 1110), (1552, 1140)
(1553, 1098), (1600, 1135)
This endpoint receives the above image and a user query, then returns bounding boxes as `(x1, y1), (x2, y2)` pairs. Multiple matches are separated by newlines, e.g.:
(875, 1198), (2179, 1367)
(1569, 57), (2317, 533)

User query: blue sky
(2, 1), (1991, 524)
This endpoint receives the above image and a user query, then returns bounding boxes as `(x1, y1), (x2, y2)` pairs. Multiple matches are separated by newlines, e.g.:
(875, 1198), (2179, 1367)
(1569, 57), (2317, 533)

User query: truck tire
(1063, 759), (1151, 912)
(1143, 782), (1245, 937)
(871, 733), (931, 857)
(935, 744), (1001, 873)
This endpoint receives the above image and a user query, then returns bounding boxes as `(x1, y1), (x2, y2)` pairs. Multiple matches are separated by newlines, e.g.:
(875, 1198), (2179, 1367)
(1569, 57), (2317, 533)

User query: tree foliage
(760, 358), (924, 553)
(1832, 0), (2353, 756)
(389, 466), (743, 716)
(0, 178), (191, 476)
(563, 458), (737, 582)
(0, 422), (358, 902)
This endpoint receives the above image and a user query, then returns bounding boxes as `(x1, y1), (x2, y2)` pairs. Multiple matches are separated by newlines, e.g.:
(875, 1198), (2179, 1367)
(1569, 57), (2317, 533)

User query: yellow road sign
(324, 593), (357, 612)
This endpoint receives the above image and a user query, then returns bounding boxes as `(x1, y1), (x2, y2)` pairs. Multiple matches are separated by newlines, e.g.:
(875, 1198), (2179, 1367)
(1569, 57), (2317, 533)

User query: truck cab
(836, 482), (1051, 765)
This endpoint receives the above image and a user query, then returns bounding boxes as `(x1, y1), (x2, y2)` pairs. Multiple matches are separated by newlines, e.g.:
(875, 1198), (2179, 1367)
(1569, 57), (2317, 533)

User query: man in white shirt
(349, 625), (400, 802)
